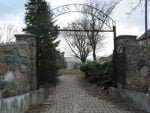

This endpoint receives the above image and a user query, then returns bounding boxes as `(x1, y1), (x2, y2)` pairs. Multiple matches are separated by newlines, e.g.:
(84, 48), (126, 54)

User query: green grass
(58, 69), (84, 75)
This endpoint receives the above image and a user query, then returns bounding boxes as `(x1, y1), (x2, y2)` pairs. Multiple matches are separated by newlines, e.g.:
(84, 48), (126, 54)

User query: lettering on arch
(51, 4), (116, 30)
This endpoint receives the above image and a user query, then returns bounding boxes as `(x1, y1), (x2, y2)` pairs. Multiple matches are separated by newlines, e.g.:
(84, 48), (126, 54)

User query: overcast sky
(0, 0), (150, 57)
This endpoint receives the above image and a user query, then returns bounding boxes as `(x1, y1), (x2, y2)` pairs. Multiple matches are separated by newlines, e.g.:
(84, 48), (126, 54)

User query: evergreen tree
(24, 0), (60, 84)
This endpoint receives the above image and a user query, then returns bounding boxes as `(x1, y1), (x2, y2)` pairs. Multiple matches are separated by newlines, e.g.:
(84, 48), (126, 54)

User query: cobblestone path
(43, 75), (133, 113)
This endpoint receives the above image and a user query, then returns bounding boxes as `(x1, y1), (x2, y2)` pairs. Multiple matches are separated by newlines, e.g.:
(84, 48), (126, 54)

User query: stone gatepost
(115, 35), (137, 89)
(15, 34), (37, 90)
(116, 35), (137, 52)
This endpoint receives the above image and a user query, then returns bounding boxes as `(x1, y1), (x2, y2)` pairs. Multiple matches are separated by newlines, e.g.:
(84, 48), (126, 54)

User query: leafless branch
(63, 22), (91, 63)
(0, 23), (19, 43)
(126, 0), (144, 15)
(82, 0), (118, 61)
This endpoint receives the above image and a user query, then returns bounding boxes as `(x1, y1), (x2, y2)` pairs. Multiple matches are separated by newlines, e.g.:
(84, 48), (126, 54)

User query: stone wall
(112, 35), (150, 112)
(116, 35), (150, 92)
(125, 45), (150, 92)
(0, 88), (44, 113)
(15, 34), (37, 90)
(109, 87), (150, 112)
(115, 35), (137, 89)
(0, 34), (37, 98)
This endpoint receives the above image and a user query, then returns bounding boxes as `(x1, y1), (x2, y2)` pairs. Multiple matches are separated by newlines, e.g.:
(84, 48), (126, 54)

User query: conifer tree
(24, 0), (60, 84)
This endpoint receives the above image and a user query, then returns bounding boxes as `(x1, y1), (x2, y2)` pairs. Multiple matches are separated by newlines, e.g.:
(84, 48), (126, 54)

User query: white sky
(0, 0), (150, 57)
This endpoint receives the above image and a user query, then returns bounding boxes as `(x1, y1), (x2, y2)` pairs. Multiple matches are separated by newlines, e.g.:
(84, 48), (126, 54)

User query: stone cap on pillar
(116, 35), (138, 48)
(116, 35), (137, 40)
(15, 34), (36, 43)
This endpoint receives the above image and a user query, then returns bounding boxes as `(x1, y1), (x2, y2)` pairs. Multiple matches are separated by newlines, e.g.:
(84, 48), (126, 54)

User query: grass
(58, 69), (84, 75)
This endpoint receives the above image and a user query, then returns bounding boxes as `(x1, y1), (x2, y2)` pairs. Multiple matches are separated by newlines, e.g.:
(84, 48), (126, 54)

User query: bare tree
(0, 23), (19, 43)
(82, 0), (118, 61)
(62, 0), (118, 62)
(63, 22), (91, 63)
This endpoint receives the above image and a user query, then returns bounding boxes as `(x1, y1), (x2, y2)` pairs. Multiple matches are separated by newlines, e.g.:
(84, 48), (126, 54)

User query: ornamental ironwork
(51, 4), (116, 30)
(51, 4), (117, 84)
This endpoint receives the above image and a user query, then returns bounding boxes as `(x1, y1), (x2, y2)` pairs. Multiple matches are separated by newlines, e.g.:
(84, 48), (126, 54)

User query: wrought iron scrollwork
(51, 4), (116, 30)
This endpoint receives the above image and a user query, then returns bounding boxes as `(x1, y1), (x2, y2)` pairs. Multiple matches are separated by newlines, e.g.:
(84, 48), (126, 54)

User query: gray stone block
(31, 88), (44, 105)
(109, 87), (150, 112)
(0, 92), (31, 113)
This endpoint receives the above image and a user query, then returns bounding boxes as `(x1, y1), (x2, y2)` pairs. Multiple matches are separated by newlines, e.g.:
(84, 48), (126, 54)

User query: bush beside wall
(80, 61), (113, 88)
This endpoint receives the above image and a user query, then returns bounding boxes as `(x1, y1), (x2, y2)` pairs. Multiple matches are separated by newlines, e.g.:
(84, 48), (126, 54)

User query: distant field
(58, 69), (84, 75)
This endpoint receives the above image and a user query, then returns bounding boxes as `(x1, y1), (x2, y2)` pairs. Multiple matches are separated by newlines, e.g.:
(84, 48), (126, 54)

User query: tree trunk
(81, 57), (86, 63)
(93, 50), (97, 62)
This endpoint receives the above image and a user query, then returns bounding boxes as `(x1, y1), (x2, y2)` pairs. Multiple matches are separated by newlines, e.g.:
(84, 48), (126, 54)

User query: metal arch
(51, 4), (117, 85)
(51, 3), (116, 30)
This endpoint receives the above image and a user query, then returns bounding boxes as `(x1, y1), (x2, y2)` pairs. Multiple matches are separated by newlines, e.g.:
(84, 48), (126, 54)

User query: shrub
(80, 60), (113, 88)
(80, 61), (100, 77)
(80, 61), (99, 72)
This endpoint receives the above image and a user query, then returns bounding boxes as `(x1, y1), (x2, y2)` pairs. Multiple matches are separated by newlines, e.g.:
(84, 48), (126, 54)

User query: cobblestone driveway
(42, 75), (133, 113)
